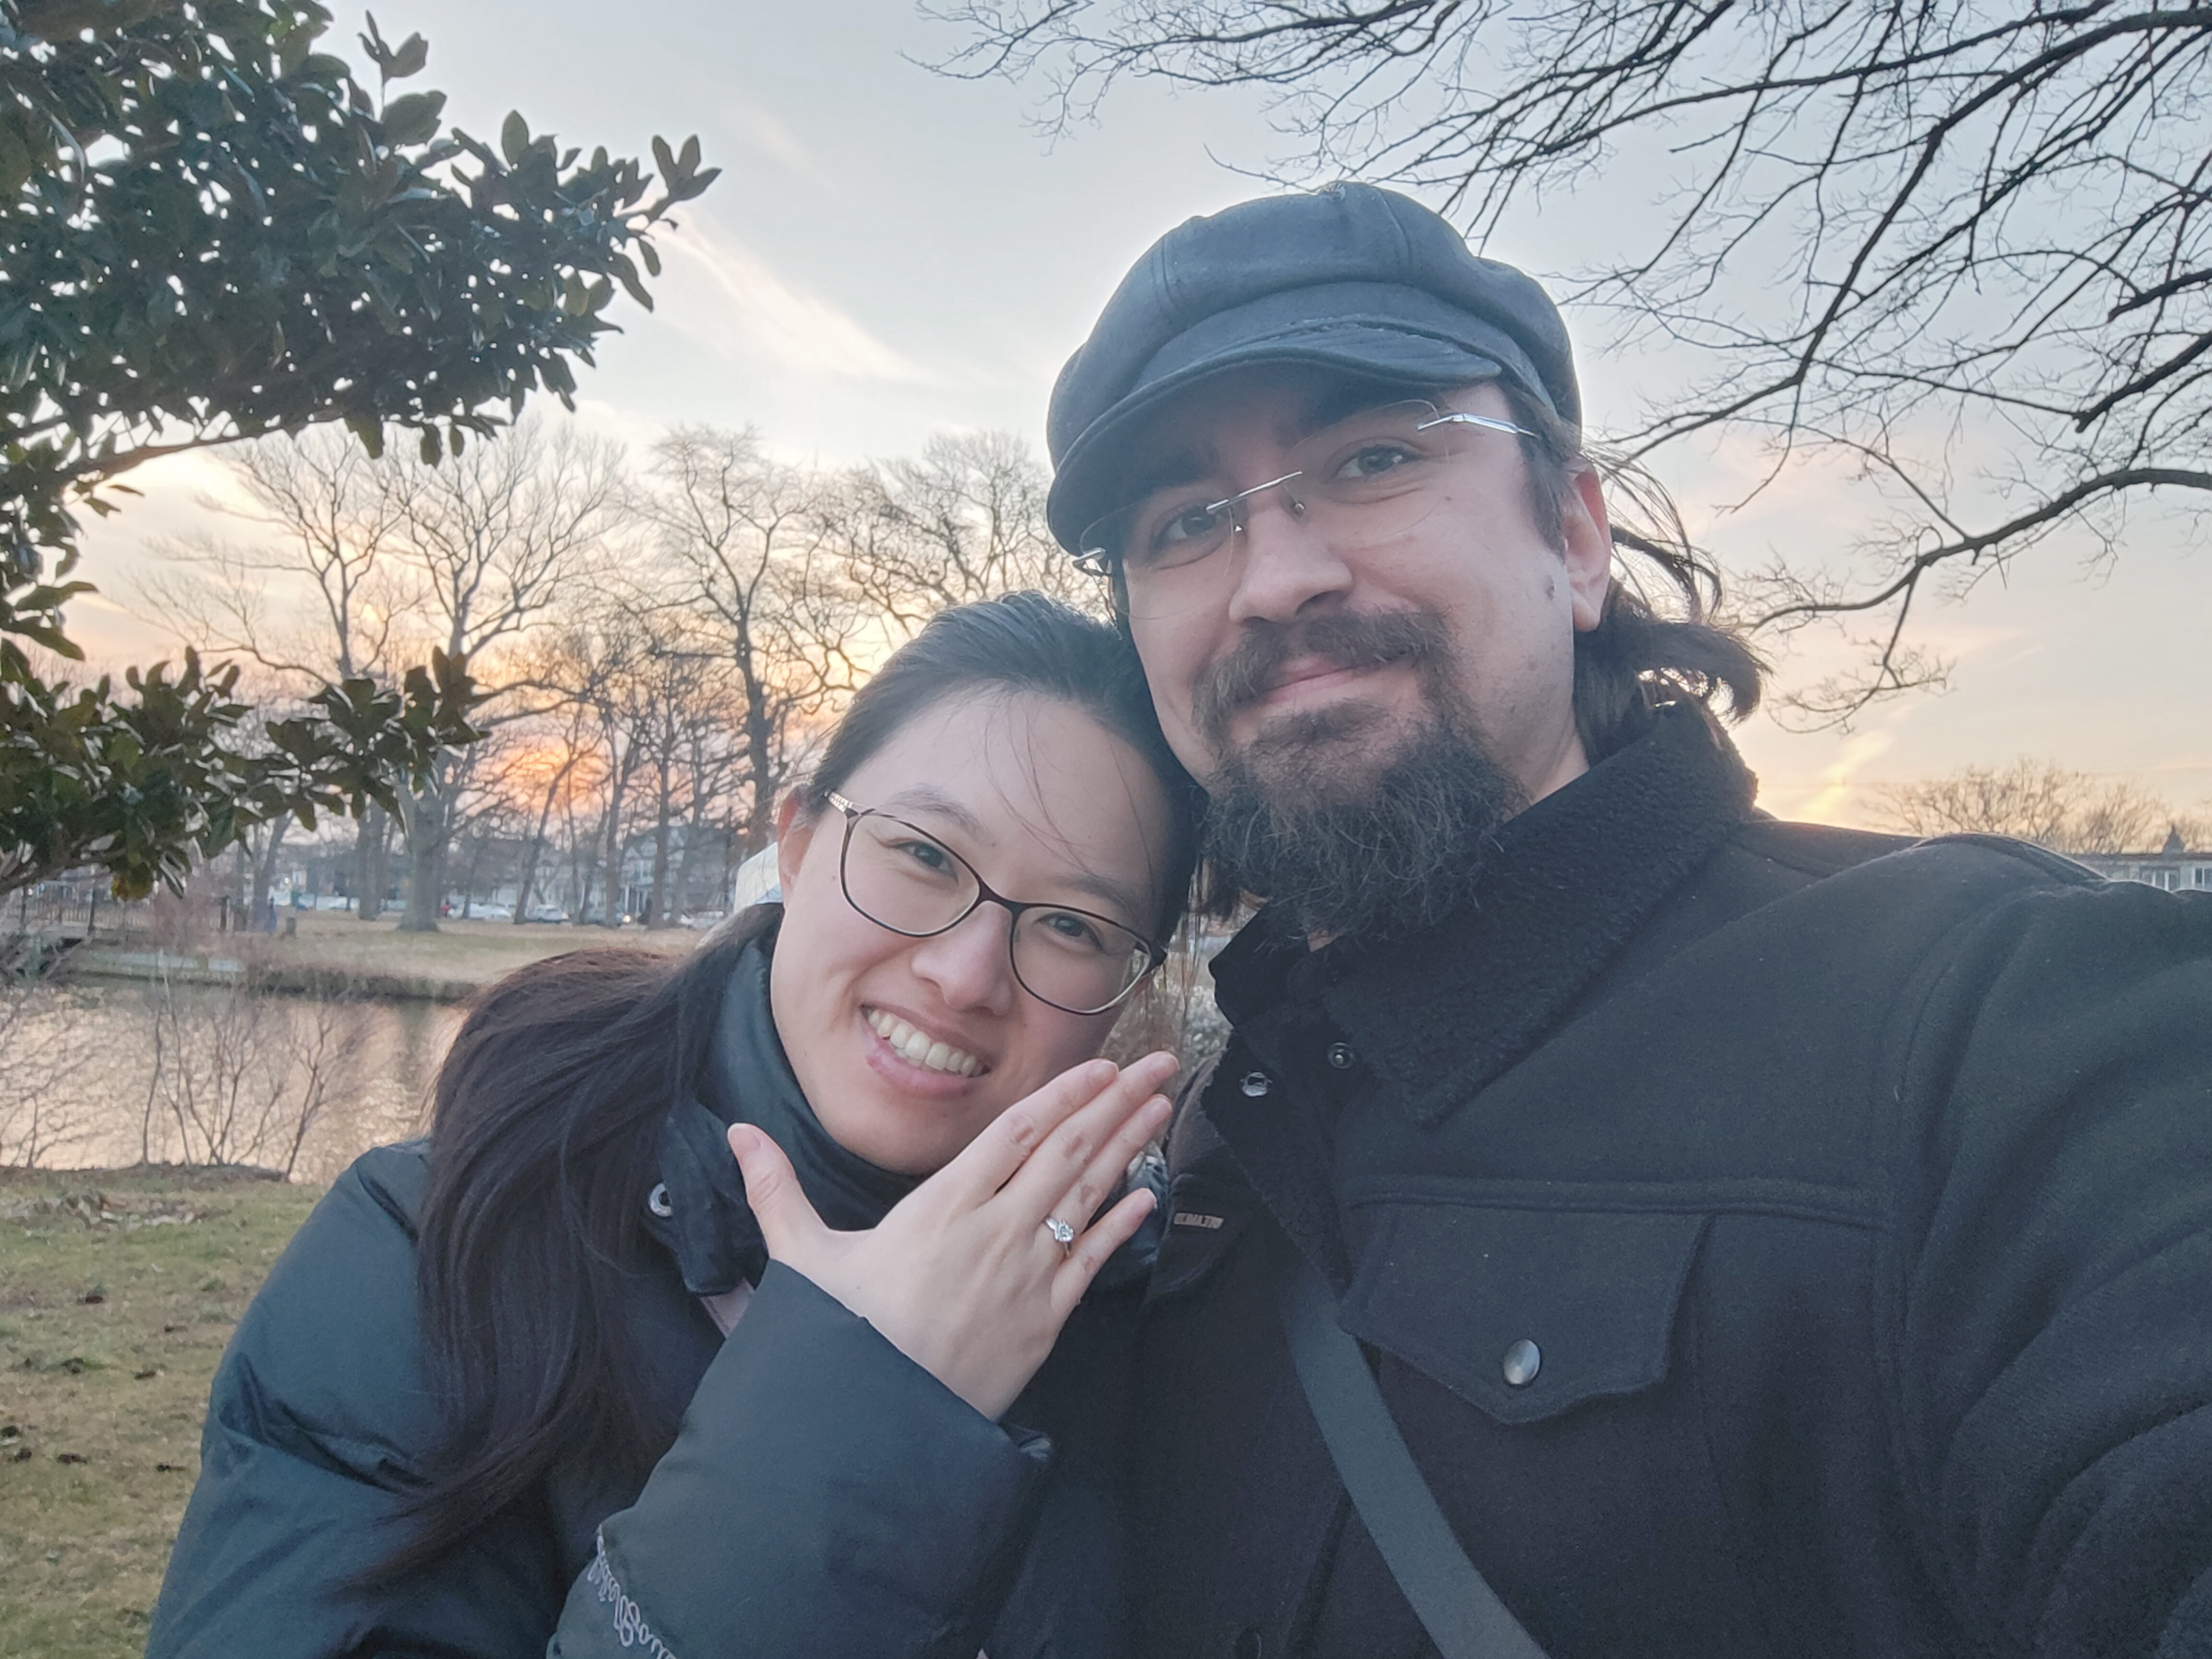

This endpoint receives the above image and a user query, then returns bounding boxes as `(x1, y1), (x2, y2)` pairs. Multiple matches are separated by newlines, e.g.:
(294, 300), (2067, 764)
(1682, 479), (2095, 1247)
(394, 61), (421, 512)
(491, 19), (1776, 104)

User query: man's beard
(1197, 612), (1528, 944)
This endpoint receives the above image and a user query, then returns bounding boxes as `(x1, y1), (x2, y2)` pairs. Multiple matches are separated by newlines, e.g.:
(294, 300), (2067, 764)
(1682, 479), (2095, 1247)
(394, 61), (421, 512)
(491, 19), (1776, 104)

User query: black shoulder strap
(1277, 1251), (1552, 1659)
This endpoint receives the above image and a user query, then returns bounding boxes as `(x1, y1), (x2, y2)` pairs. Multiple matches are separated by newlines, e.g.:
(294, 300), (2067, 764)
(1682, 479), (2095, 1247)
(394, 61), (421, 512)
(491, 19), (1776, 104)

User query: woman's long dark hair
(379, 593), (1200, 1577)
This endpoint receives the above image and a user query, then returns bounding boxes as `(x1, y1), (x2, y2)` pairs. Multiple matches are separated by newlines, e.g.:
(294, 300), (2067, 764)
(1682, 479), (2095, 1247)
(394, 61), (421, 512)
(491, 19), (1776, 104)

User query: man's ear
(773, 792), (814, 899)
(1560, 466), (1614, 633)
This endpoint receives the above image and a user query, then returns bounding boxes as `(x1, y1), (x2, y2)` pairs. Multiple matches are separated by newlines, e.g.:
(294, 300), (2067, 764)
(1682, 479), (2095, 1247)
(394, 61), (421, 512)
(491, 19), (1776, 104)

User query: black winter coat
(145, 948), (1140, 1659)
(1133, 706), (2212, 1659)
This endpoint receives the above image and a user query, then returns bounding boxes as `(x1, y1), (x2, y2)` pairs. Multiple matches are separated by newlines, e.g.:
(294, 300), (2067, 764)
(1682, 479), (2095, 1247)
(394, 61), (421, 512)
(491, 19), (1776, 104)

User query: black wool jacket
(1135, 704), (2212, 1659)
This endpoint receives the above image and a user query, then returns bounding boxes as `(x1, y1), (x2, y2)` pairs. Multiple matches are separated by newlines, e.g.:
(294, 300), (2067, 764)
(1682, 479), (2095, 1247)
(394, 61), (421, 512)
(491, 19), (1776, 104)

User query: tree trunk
(251, 816), (292, 931)
(742, 670), (777, 858)
(513, 761), (572, 924)
(646, 771), (674, 927)
(458, 831), (488, 919)
(397, 783), (448, 933)
(356, 805), (390, 921)
(601, 787), (627, 928)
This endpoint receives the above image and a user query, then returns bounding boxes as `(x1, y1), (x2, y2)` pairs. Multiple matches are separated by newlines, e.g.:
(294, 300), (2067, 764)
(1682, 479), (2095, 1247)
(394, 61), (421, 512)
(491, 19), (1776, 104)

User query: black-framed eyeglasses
(1072, 401), (1539, 578)
(827, 792), (1167, 1016)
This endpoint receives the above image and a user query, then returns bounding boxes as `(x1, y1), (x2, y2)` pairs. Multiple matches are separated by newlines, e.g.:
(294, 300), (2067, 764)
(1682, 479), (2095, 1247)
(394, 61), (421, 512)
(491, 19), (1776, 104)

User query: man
(1045, 183), (2212, 1658)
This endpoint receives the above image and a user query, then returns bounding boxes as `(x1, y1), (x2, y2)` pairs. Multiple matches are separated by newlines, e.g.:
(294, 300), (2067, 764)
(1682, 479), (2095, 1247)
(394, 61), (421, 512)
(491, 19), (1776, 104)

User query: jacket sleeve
(154, 1162), (1059, 1659)
(1889, 878), (2212, 1658)
(549, 1261), (1053, 1659)
(145, 1149), (565, 1659)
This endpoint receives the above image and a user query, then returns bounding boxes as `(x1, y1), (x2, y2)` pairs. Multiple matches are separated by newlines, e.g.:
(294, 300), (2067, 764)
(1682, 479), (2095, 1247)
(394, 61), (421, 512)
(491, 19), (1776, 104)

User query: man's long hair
(1498, 381), (1766, 760)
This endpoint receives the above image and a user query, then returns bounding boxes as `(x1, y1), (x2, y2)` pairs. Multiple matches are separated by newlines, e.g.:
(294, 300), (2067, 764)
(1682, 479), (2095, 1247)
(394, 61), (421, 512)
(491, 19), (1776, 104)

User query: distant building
(2071, 827), (2212, 892)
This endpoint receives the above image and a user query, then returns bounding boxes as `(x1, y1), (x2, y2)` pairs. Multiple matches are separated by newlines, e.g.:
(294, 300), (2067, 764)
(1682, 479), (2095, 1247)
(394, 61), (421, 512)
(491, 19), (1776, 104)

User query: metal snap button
(647, 1183), (673, 1218)
(1239, 1070), (1272, 1097)
(1325, 1042), (1356, 1070)
(1233, 1629), (1264, 1659)
(1502, 1338), (1541, 1387)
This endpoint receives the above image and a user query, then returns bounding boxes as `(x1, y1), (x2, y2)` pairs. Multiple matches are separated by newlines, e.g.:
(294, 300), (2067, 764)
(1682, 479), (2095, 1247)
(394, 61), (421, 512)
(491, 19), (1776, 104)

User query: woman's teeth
(866, 1009), (984, 1077)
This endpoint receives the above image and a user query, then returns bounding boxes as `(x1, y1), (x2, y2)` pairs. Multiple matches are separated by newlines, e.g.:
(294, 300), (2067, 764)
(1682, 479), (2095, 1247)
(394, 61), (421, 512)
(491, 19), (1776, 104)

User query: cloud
(729, 106), (822, 183)
(1796, 727), (1897, 825)
(659, 221), (931, 386)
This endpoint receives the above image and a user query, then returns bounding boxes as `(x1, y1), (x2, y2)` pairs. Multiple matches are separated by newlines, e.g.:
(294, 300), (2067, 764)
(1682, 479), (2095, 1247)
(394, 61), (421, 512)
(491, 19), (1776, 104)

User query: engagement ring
(1043, 1216), (1076, 1256)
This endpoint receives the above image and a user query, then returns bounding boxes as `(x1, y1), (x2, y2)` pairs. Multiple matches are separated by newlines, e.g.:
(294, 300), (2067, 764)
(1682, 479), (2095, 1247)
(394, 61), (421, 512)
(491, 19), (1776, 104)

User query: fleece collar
(1210, 702), (1756, 1128)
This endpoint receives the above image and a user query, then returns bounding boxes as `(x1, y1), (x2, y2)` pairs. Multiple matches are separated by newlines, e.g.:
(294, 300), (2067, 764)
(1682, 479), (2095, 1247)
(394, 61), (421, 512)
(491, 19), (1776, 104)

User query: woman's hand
(727, 1050), (1178, 1420)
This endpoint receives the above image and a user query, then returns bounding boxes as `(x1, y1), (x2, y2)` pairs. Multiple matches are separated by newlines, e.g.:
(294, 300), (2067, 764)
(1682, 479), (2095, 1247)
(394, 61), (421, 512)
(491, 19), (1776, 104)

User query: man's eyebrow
(1119, 445), (1217, 506)
(1119, 389), (1393, 504)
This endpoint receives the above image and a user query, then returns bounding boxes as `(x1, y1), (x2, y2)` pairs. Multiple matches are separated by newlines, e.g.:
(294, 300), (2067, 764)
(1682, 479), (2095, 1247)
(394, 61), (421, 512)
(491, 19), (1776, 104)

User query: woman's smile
(863, 1005), (988, 1079)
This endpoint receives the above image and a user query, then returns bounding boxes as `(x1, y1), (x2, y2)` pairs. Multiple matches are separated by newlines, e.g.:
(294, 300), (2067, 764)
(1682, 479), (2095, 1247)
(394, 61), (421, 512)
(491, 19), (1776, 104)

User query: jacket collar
(649, 926), (919, 1297)
(1210, 702), (1756, 1128)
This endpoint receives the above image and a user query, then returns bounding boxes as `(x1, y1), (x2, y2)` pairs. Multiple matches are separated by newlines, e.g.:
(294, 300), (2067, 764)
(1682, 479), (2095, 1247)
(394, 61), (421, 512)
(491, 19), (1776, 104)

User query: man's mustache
(1194, 611), (1452, 747)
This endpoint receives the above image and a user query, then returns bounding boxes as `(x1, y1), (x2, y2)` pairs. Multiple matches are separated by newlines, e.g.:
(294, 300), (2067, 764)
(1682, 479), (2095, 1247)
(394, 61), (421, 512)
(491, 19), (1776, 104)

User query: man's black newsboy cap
(1044, 182), (1581, 552)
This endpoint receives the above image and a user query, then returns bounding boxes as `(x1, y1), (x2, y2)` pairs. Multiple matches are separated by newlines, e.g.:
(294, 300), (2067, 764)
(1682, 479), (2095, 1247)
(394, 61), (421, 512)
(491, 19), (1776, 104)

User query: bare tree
(0, 981), (93, 1168)
(141, 428), (418, 916)
(823, 430), (1105, 633)
(136, 966), (368, 1176)
(380, 416), (625, 930)
(936, 1), (2212, 716)
(637, 427), (865, 861)
(1871, 757), (2200, 854)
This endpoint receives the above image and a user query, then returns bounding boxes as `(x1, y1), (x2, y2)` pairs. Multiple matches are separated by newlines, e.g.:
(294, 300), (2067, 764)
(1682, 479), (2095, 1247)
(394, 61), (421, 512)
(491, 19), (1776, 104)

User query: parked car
(522, 904), (569, 924)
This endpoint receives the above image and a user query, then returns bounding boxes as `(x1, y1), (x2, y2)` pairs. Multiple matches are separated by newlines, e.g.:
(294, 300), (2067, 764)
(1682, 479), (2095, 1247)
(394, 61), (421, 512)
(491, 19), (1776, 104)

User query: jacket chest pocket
(1338, 1194), (1709, 1425)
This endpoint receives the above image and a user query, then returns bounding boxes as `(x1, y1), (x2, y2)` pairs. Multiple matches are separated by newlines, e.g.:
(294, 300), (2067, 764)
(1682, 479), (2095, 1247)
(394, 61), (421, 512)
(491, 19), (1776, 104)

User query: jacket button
(1502, 1338), (1541, 1387)
(1233, 1630), (1264, 1659)
(647, 1183), (673, 1218)
(1239, 1071), (1272, 1097)
(1325, 1042), (1356, 1070)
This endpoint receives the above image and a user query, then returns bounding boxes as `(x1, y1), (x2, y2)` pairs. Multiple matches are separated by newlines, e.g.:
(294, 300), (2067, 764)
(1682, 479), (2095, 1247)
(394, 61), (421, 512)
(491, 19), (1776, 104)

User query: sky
(62, 0), (2212, 832)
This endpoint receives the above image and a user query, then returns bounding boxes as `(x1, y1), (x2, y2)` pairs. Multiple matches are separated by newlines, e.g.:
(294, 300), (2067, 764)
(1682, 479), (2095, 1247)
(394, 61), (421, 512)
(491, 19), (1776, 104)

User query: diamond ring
(1042, 1215), (1076, 1256)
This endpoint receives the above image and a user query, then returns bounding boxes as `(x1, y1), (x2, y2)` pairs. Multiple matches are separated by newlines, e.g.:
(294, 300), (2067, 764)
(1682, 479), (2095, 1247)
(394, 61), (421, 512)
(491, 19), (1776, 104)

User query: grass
(0, 1166), (322, 1659)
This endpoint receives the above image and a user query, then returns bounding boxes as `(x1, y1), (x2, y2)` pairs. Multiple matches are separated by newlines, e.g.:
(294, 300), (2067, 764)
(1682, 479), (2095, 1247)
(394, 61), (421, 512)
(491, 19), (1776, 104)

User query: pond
(0, 974), (463, 1185)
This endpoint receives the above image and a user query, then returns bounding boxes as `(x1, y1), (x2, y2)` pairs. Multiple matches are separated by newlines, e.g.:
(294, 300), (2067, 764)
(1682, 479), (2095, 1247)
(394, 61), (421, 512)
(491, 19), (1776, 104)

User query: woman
(145, 593), (1202, 1659)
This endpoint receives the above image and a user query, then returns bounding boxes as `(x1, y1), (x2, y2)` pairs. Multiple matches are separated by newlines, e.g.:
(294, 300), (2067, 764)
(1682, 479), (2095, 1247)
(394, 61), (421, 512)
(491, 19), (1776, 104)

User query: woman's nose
(907, 902), (1018, 1015)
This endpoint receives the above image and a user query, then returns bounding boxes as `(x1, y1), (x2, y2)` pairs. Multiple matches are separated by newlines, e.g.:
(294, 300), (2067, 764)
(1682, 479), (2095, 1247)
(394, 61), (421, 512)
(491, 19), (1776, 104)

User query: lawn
(0, 1166), (322, 1659)
(260, 911), (699, 983)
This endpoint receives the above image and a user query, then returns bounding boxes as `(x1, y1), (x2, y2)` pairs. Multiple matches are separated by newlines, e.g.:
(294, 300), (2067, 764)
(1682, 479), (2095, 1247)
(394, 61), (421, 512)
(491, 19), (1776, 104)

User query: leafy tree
(935, 0), (2212, 713)
(0, 0), (716, 896)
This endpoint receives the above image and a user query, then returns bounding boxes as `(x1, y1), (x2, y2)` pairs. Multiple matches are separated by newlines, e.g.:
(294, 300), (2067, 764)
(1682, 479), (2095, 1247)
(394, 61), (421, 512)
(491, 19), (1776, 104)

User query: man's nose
(908, 902), (1017, 1016)
(1223, 480), (1356, 627)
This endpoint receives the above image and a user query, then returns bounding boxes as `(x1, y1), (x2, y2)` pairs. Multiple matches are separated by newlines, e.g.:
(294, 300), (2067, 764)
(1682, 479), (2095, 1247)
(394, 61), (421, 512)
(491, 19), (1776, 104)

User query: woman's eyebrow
(875, 786), (1148, 926)
(1060, 870), (1147, 928)
(875, 786), (988, 842)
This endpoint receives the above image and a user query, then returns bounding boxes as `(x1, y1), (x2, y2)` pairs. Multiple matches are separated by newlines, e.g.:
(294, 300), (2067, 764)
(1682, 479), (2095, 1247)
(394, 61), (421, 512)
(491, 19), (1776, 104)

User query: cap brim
(1047, 324), (1521, 552)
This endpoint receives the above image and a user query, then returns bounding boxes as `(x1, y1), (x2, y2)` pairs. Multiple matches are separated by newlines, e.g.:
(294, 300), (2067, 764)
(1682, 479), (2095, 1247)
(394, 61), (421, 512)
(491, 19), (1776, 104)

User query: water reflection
(0, 976), (463, 1185)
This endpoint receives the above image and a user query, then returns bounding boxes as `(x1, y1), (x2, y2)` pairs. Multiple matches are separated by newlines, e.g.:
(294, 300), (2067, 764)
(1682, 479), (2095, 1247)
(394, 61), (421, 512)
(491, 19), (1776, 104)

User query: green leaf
(380, 90), (445, 147)
(387, 33), (429, 79)
(419, 426), (441, 464)
(345, 414), (385, 460)
(501, 111), (531, 166)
